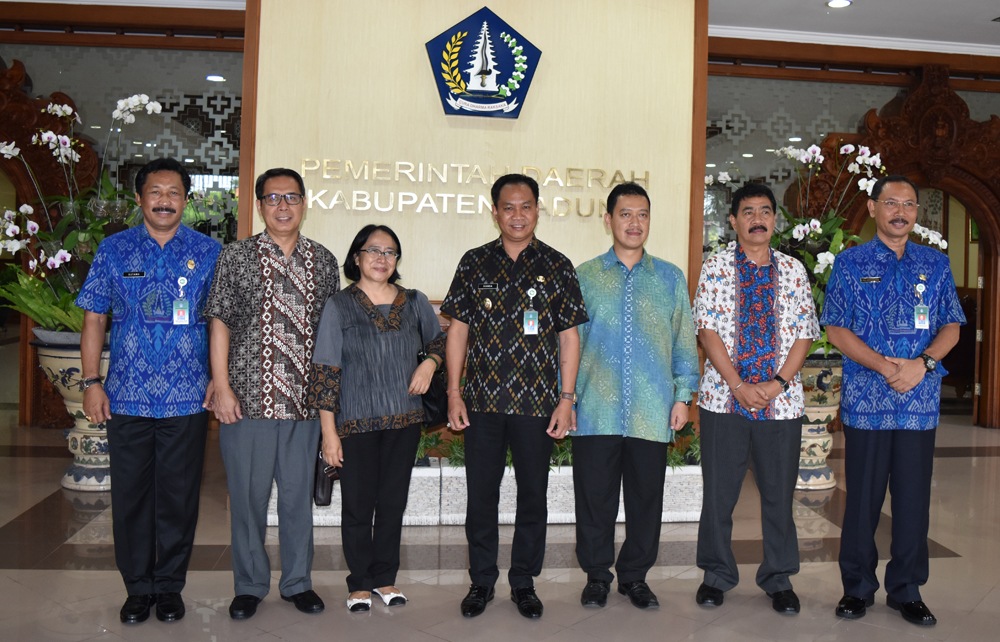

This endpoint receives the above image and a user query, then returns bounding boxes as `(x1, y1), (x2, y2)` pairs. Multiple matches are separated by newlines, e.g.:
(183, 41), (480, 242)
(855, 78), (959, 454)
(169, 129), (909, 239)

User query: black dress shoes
(618, 581), (659, 609)
(767, 589), (800, 614)
(229, 594), (262, 620)
(581, 580), (610, 607)
(155, 592), (185, 622)
(281, 589), (325, 613)
(695, 583), (724, 607)
(887, 596), (937, 626)
(511, 586), (544, 618)
(119, 594), (156, 623)
(460, 584), (494, 617)
(835, 594), (874, 620)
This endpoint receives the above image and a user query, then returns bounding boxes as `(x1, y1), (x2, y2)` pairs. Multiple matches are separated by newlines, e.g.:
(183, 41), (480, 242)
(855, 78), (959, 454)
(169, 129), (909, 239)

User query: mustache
(151, 207), (176, 214)
(891, 218), (908, 225)
(750, 225), (768, 233)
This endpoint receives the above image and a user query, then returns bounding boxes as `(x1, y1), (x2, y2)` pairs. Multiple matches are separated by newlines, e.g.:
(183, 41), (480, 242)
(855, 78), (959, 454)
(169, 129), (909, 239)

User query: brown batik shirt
(441, 236), (588, 417)
(205, 231), (339, 420)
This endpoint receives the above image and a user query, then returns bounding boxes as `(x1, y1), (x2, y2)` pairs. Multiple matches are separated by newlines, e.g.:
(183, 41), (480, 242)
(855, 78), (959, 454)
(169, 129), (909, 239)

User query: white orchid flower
(26, 221), (39, 235)
(3, 210), (13, 221)
(40, 131), (57, 145)
(792, 224), (806, 241)
(124, 113), (136, 124)
(869, 153), (881, 168)
(19, 204), (33, 215)
(54, 249), (73, 264)
(717, 171), (731, 183)
(139, 94), (149, 103)
(704, 175), (714, 186)
(848, 162), (861, 174)
(28, 259), (37, 272)
(46, 257), (60, 270)
(940, 239), (949, 250)
(1, 142), (20, 158)
(857, 146), (871, 158)
(858, 177), (875, 194)
(808, 219), (822, 231)
(840, 144), (855, 154)
(5, 224), (19, 237)
(146, 101), (162, 114)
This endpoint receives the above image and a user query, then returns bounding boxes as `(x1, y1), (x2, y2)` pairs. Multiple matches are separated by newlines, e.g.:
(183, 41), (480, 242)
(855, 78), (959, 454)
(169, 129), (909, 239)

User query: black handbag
(414, 292), (449, 427)
(314, 444), (339, 507)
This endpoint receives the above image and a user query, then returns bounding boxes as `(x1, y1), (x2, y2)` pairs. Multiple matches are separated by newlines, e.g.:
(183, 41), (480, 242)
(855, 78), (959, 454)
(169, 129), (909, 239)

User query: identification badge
(860, 277), (880, 283)
(478, 282), (498, 291)
(523, 310), (538, 335)
(123, 271), (145, 278)
(915, 304), (929, 330)
(173, 299), (190, 325)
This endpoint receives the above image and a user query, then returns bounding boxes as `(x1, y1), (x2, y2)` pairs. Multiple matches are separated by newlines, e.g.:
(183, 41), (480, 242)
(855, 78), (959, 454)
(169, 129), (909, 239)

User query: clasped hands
(881, 356), (926, 393)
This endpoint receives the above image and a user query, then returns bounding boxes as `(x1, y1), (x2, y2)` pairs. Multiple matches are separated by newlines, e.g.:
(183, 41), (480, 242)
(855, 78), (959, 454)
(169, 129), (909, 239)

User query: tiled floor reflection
(2, 375), (1000, 641)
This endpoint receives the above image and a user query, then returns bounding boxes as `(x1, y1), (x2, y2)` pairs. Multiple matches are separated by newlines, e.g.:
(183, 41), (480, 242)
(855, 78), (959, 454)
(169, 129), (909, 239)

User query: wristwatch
(774, 375), (790, 393)
(918, 353), (937, 373)
(560, 391), (576, 403)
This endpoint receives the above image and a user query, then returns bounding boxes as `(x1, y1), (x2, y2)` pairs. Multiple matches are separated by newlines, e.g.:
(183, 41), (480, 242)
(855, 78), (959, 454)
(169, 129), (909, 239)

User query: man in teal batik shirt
(572, 182), (699, 610)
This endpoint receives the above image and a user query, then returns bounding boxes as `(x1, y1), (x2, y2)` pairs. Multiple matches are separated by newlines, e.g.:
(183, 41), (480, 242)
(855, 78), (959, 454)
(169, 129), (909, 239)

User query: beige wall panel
(255, 0), (695, 299)
(948, 195), (966, 287)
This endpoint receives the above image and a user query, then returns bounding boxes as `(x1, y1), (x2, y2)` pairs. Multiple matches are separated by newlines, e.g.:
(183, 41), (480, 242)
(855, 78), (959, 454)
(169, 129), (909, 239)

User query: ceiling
(709, 0), (1000, 56)
(2, 0), (998, 57)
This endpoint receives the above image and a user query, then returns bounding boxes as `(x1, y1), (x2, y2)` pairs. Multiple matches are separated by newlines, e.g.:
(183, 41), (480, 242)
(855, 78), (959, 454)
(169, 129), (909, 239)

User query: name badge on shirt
(173, 299), (190, 325)
(915, 304), (929, 330)
(523, 310), (538, 335)
(860, 277), (881, 283)
(478, 282), (498, 291)
(123, 271), (145, 278)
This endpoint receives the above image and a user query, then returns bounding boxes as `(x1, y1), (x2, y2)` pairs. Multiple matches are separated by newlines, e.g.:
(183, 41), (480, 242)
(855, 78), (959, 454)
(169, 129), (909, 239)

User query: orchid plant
(0, 94), (162, 332)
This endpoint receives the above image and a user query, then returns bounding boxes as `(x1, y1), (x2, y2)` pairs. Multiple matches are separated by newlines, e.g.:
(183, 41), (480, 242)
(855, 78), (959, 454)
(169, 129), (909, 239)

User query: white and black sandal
(346, 593), (371, 612)
(372, 588), (407, 606)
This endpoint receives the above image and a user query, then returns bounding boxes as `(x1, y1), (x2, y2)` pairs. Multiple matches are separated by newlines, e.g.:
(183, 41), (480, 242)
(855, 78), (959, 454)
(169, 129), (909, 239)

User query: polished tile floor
(2, 339), (999, 640)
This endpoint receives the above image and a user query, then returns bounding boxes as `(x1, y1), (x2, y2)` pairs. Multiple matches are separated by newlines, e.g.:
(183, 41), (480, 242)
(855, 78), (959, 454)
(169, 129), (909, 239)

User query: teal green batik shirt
(574, 249), (699, 443)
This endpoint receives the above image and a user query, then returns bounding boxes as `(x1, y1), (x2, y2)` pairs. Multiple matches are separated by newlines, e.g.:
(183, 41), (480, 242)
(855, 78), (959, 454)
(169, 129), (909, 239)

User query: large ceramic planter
(33, 338), (111, 491)
(797, 354), (842, 491)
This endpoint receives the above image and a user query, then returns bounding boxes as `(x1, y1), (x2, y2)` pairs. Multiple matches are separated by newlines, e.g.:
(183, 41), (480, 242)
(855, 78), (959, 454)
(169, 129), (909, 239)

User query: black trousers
(696, 409), (801, 593)
(840, 425), (936, 603)
(573, 435), (669, 584)
(107, 412), (209, 595)
(339, 423), (421, 593)
(465, 411), (553, 589)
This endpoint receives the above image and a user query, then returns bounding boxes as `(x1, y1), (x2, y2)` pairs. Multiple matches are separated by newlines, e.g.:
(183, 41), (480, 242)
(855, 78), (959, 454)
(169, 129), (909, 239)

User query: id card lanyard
(914, 276), (929, 330)
(173, 276), (190, 325)
(523, 287), (538, 335)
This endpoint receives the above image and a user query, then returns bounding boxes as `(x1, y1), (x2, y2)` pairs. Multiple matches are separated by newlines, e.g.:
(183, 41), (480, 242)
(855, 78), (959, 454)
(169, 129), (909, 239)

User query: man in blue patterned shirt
(824, 175), (964, 627)
(78, 158), (221, 625)
(572, 182), (699, 610)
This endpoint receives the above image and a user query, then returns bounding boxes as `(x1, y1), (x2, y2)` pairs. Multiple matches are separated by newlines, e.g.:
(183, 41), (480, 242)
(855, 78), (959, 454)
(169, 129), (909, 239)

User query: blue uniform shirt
(75, 224), (221, 418)
(574, 249), (699, 443)
(821, 236), (965, 430)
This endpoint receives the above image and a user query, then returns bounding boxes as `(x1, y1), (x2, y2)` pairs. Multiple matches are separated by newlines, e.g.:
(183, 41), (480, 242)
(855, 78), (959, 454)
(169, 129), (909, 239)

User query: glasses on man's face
(359, 247), (400, 260)
(262, 193), (303, 206)
(876, 199), (920, 212)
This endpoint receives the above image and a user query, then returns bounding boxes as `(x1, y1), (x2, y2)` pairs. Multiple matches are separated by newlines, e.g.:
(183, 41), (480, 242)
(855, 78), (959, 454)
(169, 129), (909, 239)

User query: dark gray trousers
(219, 418), (321, 599)
(696, 409), (801, 594)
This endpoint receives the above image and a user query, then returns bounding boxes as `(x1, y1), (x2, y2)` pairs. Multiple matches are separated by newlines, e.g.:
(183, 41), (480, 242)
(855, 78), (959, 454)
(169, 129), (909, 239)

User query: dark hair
(343, 224), (403, 284)
(491, 173), (539, 207)
(606, 182), (650, 214)
(255, 168), (306, 200)
(870, 174), (919, 202)
(134, 158), (190, 195)
(730, 183), (777, 218)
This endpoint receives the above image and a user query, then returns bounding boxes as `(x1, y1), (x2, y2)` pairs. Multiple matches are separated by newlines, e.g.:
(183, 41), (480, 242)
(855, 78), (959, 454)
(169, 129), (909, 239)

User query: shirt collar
(735, 243), (776, 269)
(601, 247), (651, 273)
(260, 229), (307, 258)
(871, 234), (913, 260)
(490, 236), (538, 260)
(139, 221), (190, 247)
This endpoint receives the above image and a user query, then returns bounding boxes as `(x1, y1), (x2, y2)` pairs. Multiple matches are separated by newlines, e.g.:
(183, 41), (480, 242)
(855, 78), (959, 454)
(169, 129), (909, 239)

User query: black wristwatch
(918, 353), (937, 373)
(774, 375), (790, 393)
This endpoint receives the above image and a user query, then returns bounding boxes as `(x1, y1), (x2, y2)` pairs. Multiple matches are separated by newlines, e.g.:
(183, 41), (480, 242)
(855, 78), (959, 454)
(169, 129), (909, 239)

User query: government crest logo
(425, 6), (541, 119)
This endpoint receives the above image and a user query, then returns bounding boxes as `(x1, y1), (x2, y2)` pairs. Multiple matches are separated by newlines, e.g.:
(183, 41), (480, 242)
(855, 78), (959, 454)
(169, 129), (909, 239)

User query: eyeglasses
(261, 193), (303, 206)
(876, 199), (920, 212)
(359, 247), (400, 260)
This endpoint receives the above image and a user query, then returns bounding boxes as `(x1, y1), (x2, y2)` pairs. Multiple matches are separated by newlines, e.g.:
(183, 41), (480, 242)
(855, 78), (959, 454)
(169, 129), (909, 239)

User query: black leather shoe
(581, 580), (610, 607)
(695, 583), (724, 607)
(618, 581), (659, 609)
(229, 594), (261, 620)
(835, 594), (874, 619)
(461, 585), (494, 617)
(119, 594), (156, 623)
(887, 596), (937, 626)
(281, 589), (325, 613)
(155, 592), (185, 622)
(767, 589), (800, 614)
(510, 586), (543, 619)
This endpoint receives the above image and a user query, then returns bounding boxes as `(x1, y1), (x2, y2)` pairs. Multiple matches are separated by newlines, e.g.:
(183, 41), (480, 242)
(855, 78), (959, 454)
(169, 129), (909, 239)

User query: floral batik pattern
(727, 246), (777, 420)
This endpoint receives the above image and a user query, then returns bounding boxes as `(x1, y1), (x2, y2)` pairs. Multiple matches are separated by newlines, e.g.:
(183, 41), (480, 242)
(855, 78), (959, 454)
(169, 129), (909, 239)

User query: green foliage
(443, 433), (465, 467)
(415, 426), (443, 461)
(0, 268), (84, 332)
(667, 421), (701, 469)
(550, 436), (573, 469)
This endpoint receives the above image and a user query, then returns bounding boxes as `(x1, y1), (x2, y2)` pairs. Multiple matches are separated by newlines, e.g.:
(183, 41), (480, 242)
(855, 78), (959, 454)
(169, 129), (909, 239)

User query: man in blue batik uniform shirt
(77, 158), (221, 626)
(823, 175), (965, 627)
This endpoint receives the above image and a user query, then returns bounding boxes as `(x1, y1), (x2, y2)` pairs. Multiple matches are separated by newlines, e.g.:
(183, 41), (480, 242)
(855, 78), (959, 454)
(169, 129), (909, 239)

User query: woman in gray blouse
(308, 224), (446, 612)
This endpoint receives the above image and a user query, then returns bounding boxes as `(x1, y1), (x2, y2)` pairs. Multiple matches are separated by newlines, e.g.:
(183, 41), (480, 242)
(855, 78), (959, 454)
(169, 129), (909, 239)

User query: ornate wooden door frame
(797, 66), (999, 427)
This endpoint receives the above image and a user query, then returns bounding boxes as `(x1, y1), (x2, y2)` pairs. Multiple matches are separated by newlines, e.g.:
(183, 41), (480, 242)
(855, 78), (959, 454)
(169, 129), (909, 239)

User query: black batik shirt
(441, 237), (588, 417)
